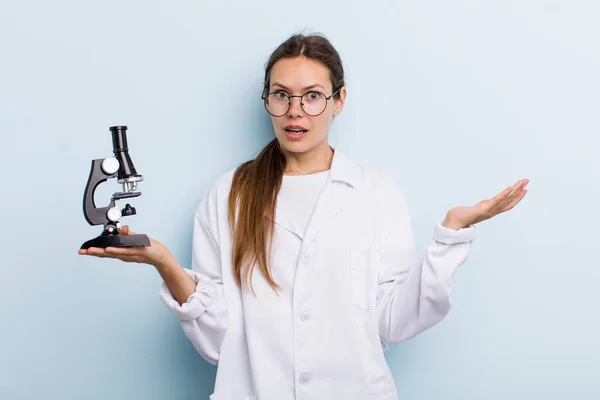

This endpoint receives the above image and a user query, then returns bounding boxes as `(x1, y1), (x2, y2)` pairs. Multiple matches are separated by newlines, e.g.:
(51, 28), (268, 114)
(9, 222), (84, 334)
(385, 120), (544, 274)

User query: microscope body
(80, 126), (151, 249)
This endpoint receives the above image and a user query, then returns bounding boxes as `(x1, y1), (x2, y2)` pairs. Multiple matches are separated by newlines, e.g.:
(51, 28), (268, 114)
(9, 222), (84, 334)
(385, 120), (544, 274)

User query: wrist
(153, 252), (178, 273)
(442, 216), (467, 230)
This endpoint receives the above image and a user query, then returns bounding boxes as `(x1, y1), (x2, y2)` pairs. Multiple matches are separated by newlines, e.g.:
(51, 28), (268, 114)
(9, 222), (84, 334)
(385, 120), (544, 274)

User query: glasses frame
(261, 87), (341, 117)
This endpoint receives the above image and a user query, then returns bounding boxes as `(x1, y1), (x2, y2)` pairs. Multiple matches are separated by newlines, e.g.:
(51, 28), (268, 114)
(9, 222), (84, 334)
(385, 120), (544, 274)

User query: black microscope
(80, 126), (151, 249)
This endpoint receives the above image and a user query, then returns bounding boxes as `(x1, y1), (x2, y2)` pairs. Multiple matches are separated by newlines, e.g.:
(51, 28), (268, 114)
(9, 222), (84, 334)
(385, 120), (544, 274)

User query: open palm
(444, 178), (530, 229)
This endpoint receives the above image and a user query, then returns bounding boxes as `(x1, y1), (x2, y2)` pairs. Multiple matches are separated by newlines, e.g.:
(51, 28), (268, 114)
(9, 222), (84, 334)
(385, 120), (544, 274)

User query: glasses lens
(264, 92), (329, 116)
(265, 93), (289, 116)
(302, 92), (327, 116)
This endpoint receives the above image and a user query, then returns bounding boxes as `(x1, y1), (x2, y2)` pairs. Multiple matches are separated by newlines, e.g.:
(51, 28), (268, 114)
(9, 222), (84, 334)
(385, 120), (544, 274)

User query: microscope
(80, 126), (151, 249)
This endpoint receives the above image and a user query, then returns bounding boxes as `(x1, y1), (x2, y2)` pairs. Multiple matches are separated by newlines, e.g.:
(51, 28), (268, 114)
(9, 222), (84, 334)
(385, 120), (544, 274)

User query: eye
(306, 91), (321, 100)
(274, 91), (288, 99)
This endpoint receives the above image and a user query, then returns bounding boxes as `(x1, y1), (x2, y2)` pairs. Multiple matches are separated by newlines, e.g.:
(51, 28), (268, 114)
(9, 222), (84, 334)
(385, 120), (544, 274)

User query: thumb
(120, 225), (136, 235)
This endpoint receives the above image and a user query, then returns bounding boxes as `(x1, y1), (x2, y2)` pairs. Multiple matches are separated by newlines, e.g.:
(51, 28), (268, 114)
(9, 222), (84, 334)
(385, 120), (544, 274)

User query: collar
(329, 146), (360, 188)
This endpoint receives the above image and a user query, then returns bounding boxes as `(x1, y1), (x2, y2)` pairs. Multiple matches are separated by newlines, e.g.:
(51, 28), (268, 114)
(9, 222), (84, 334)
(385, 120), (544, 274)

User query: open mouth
(285, 128), (308, 134)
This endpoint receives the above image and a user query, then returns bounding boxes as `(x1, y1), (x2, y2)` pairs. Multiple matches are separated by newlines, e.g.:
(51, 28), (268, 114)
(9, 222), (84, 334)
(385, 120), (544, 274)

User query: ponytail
(228, 139), (286, 294)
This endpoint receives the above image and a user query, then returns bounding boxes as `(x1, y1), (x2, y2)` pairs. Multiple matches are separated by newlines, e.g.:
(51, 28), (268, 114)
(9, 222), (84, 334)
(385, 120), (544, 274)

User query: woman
(79, 33), (528, 400)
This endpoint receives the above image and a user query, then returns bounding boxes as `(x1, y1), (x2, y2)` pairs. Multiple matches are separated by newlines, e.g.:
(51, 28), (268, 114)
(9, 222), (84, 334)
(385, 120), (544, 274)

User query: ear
(332, 86), (347, 117)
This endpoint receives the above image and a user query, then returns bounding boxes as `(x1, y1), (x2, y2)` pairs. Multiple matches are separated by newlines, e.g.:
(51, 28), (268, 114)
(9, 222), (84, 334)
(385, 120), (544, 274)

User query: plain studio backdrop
(1, 0), (598, 399)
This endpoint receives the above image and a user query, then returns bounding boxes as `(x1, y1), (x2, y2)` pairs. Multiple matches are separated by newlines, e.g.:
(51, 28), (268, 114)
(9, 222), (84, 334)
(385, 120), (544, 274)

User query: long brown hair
(228, 32), (345, 295)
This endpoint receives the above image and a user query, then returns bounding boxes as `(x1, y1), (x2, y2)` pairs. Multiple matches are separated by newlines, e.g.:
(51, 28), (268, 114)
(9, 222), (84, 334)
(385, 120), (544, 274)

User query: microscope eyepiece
(109, 125), (142, 181)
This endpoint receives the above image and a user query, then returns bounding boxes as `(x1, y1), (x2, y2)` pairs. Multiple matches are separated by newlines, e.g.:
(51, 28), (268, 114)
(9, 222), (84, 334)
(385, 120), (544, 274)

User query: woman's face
(266, 56), (346, 156)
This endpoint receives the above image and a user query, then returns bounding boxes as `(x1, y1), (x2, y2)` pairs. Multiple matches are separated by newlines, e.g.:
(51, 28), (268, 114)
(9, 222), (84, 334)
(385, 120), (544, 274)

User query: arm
(376, 177), (476, 344)
(158, 191), (228, 365)
(154, 256), (196, 306)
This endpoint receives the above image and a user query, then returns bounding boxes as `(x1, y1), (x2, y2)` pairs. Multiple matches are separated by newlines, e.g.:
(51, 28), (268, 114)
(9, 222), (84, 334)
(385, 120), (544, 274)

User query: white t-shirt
(277, 169), (330, 239)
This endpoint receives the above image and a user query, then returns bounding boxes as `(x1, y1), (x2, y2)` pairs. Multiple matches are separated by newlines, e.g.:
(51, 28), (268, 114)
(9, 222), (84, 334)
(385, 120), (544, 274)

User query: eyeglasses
(261, 88), (341, 117)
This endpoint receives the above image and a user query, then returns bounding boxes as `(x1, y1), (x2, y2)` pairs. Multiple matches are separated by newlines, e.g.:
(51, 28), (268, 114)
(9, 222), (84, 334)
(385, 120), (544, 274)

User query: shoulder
(194, 167), (238, 220)
(212, 168), (238, 193)
(348, 161), (413, 231)
(354, 162), (406, 199)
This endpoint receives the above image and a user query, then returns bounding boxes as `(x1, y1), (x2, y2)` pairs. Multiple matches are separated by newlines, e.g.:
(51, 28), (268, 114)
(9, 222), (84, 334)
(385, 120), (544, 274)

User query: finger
(494, 179), (529, 204)
(506, 182), (529, 203)
(83, 248), (138, 262)
(119, 225), (137, 235)
(85, 247), (104, 255)
(476, 180), (530, 218)
(509, 178), (530, 194)
(100, 251), (141, 263)
(85, 248), (114, 258)
(494, 189), (528, 215)
(503, 189), (528, 211)
(490, 186), (515, 203)
(495, 191), (522, 212)
(483, 188), (512, 212)
(105, 246), (143, 256)
(87, 247), (130, 258)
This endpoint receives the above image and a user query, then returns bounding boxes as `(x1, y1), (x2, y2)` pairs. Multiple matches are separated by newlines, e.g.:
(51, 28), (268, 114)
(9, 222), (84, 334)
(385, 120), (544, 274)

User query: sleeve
(158, 189), (228, 365)
(376, 175), (476, 345)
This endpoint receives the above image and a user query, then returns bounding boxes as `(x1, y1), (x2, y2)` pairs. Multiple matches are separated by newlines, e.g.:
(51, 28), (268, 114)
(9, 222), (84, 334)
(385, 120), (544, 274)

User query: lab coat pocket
(368, 382), (396, 398)
(350, 248), (381, 310)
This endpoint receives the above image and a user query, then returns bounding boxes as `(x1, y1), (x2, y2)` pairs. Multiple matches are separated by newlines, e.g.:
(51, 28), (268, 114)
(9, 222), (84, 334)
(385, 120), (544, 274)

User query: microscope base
(81, 233), (151, 249)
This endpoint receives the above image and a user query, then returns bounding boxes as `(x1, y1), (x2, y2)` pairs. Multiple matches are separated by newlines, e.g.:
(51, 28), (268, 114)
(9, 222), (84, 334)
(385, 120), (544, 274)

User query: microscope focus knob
(122, 203), (136, 216)
(101, 157), (120, 176)
(106, 206), (122, 222)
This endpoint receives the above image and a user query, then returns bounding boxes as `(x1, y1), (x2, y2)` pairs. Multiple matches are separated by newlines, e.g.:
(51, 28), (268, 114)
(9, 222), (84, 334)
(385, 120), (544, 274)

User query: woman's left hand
(442, 178), (530, 230)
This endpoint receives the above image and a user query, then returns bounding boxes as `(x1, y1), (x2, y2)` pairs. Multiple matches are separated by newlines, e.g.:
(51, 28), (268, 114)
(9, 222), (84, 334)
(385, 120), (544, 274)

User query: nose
(287, 96), (304, 117)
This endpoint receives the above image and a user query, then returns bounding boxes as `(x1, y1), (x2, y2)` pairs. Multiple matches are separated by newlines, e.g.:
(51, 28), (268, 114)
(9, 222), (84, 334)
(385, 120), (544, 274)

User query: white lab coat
(159, 148), (476, 400)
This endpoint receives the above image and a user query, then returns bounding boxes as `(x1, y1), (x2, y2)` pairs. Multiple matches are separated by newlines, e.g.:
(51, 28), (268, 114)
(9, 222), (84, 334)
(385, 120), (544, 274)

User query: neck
(282, 143), (334, 176)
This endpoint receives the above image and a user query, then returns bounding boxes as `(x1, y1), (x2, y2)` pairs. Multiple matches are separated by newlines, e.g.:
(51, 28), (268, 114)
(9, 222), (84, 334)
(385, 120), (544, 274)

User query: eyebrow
(271, 82), (326, 92)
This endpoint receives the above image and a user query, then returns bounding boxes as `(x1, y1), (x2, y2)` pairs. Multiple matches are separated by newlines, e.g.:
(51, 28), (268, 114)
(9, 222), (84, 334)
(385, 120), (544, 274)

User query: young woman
(79, 33), (529, 400)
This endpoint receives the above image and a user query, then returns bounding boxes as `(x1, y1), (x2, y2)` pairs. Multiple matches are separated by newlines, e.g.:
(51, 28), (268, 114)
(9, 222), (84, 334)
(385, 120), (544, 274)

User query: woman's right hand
(78, 225), (175, 268)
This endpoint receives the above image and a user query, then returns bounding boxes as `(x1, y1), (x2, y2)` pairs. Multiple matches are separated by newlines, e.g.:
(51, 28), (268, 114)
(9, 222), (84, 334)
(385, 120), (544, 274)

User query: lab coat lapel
(301, 148), (359, 251)
(301, 182), (341, 251)
(273, 200), (304, 240)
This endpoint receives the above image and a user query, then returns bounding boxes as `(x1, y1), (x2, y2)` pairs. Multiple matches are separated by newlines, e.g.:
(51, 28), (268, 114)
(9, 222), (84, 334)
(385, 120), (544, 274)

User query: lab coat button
(300, 312), (311, 322)
(299, 373), (311, 385)
(301, 253), (310, 263)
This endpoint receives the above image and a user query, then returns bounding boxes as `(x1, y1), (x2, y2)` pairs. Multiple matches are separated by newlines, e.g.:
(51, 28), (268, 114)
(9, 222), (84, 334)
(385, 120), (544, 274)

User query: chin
(279, 141), (310, 155)
(278, 136), (309, 148)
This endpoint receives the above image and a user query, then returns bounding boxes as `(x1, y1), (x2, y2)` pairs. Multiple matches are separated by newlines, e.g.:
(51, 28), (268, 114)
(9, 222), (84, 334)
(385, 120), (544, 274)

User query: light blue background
(1, 1), (599, 399)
